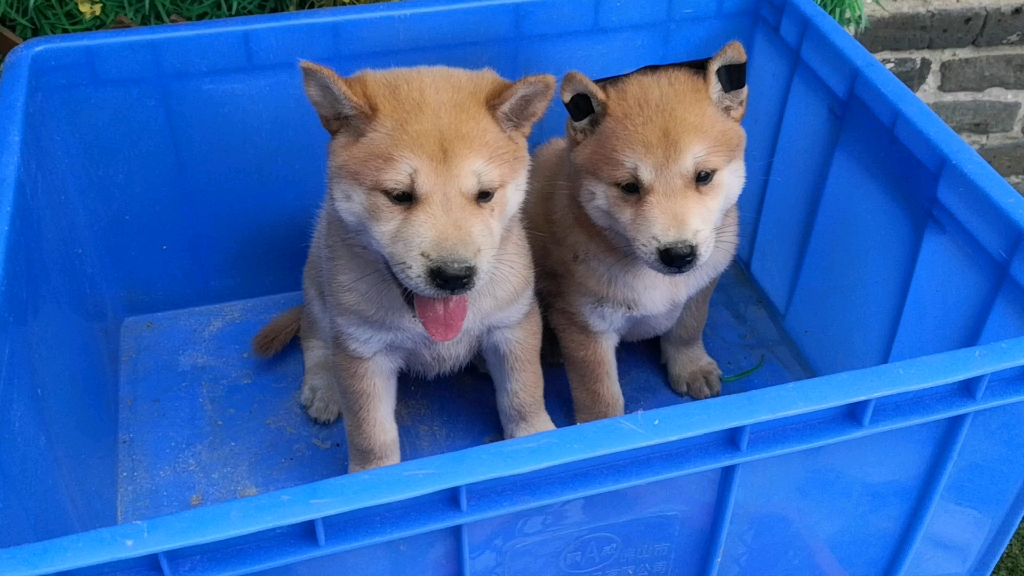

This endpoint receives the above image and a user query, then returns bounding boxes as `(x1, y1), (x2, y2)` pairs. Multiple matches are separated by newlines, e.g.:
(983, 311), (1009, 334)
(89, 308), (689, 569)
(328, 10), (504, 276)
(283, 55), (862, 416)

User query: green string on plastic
(722, 355), (766, 382)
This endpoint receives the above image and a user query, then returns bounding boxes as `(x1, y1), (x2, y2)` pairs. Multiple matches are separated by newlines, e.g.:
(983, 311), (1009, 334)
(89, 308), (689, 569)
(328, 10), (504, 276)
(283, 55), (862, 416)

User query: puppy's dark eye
(620, 181), (641, 196)
(476, 189), (495, 204)
(386, 190), (415, 206)
(696, 170), (715, 186)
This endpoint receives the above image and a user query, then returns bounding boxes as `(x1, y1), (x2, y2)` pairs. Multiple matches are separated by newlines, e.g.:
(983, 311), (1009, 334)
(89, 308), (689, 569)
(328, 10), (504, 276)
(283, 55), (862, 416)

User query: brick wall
(856, 0), (1024, 192)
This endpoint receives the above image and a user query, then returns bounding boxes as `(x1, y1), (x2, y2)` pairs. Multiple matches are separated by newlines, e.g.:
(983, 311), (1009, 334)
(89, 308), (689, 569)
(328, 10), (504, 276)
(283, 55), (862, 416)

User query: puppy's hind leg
(661, 278), (722, 400)
(482, 301), (556, 438)
(299, 309), (344, 424)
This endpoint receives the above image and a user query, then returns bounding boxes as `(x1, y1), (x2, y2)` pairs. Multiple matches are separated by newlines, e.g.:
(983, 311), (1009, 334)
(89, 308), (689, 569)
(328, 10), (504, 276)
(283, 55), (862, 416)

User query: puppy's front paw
(667, 350), (722, 400)
(347, 454), (399, 474)
(301, 376), (343, 424)
(575, 399), (625, 424)
(506, 413), (556, 439)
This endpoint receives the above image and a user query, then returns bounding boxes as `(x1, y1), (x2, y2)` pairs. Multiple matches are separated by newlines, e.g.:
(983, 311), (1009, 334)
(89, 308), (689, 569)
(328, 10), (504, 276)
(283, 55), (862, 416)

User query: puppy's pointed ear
(489, 74), (556, 136)
(706, 41), (748, 122)
(299, 61), (372, 137)
(561, 71), (608, 144)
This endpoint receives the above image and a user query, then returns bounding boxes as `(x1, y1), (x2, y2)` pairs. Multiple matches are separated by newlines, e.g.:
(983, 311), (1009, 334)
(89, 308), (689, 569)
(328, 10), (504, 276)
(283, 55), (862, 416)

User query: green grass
(816, 0), (867, 32)
(0, 0), (388, 41)
(2, 0), (866, 41)
(996, 522), (1024, 576)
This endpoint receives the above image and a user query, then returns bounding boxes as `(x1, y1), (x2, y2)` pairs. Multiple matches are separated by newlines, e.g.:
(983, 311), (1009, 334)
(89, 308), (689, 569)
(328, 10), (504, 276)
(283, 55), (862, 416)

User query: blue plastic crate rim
(1, 0), (1023, 575)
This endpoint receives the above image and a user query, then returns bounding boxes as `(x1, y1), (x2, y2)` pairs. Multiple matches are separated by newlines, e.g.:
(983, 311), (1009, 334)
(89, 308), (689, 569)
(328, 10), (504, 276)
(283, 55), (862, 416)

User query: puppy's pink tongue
(414, 295), (469, 342)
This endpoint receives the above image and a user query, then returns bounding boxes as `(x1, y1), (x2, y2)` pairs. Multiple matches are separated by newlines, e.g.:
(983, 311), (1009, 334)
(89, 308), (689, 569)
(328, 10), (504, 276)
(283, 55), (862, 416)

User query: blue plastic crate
(2, 0), (1024, 574)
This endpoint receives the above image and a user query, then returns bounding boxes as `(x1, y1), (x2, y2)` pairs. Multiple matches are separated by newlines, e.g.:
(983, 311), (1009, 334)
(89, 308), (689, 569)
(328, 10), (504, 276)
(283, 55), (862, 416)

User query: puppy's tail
(253, 305), (302, 358)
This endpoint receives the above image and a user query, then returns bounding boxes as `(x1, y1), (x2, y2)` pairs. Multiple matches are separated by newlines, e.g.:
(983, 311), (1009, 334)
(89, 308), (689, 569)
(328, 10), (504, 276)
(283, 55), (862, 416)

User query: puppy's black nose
(428, 263), (476, 293)
(657, 243), (697, 273)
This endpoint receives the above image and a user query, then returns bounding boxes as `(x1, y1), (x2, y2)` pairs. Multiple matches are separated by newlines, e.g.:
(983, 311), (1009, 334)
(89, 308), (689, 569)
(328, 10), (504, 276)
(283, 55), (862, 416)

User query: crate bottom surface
(114, 264), (813, 523)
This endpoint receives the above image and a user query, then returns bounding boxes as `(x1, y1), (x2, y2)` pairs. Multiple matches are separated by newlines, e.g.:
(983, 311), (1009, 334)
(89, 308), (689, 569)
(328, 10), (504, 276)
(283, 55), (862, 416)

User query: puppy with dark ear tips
(524, 41), (749, 423)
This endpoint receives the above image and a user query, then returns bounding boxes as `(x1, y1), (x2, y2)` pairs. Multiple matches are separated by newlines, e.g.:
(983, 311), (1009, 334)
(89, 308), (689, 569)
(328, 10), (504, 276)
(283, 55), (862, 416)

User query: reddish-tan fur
(525, 42), (749, 423)
(253, 306), (301, 358)
(256, 63), (557, 472)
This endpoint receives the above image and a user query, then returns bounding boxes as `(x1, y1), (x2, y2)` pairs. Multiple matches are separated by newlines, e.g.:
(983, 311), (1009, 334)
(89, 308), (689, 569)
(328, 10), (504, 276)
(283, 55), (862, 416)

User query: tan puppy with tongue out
(253, 62), (557, 473)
